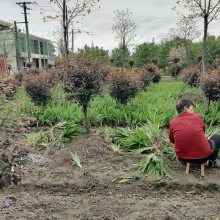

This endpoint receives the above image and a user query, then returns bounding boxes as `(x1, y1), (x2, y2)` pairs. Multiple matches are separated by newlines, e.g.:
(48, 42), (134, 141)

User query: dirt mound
(1, 128), (220, 219)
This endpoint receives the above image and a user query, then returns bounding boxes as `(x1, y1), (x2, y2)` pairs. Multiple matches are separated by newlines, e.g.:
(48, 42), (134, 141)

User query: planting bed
(1, 128), (220, 220)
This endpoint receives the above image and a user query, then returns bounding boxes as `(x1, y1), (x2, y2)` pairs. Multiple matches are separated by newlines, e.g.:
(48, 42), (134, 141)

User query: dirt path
(1, 129), (220, 220)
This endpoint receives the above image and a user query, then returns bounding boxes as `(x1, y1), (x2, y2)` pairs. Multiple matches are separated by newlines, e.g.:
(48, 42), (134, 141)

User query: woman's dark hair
(176, 99), (194, 114)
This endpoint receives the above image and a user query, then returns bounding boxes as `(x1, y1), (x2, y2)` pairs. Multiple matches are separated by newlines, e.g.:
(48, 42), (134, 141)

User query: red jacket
(169, 112), (213, 159)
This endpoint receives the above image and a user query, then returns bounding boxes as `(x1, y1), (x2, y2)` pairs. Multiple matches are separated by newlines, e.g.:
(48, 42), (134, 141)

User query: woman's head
(176, 99), (194, 114)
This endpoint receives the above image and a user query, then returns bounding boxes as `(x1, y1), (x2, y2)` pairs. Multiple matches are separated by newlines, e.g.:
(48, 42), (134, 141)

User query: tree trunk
(183, 41), (189, 64)
(122, 36), (126, 67)
(63, 0), (69, 57)
(64, 26), (69, 56)
(65, 5), (69, 56)
(83, 104), (90, 133)
(202, 16), (208, 75)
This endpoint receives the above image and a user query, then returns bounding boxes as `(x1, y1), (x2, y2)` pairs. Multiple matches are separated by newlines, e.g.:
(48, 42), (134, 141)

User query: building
(0, 21), (55, 76)
(0, 20), (12, 77)
(0, 19), (11, 31)
(18, 32), (55, 69)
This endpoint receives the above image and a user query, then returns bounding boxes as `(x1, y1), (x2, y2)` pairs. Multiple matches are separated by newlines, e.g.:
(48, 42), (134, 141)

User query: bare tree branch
(46, 0), (100, 56)
(112, 9), (136, 51)
(176, 0), (220, 74)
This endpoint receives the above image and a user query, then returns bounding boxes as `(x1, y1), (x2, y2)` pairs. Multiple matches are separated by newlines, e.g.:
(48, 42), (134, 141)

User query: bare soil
(1, 128), (220, 220)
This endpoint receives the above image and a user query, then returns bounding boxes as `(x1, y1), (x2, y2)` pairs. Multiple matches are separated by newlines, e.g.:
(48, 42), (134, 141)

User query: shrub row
(21, 55), (162, 106)
(19, 55), (163, 130)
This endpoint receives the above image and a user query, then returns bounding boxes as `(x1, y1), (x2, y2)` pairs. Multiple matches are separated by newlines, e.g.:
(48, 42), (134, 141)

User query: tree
(132, 43), (159, 68)
(47, 0), (100, 57)
(49, 20), (65, 57)
(187, 41), (201, 65)
(176, 0), (220, 74)
(111, 48), (130, 67)
(136, 64), (161, 88)
(112, 9), (136, 52)
(168, 46), (187, 64)
(201, 70), (220, 105)
(64, 55), (104, 132)
(157, 37), (182, 69)
(110, 68), (139, 104)
(78, 44), (109, 64)
(206, 35), (220, 66)
(170, 16), (200, 63)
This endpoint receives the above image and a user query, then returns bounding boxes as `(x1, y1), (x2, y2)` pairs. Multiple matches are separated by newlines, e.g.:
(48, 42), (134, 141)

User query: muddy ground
(1, 129), (220, 220)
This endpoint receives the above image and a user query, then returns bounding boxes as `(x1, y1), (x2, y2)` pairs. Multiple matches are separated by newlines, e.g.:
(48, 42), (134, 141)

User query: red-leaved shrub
(201, 70), (220, 104)
(110, 68), (140, 104)
(169, 63), (182, 78)
(136, 64), (161, 89)
(182, 66), (200, 87)
(63, 55), (105, 132)
(24, 71), (54, 105)
(0, 76), (17, 98)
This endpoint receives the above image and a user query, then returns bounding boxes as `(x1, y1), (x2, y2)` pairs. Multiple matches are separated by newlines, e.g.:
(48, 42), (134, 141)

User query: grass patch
(138, 154), (172, 179)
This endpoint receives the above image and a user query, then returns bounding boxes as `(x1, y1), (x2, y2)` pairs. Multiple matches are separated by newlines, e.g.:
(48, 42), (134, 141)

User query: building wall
(0, 32), (17, 73)
(0, 31), (55, 73)
(18, 32), (55, 70)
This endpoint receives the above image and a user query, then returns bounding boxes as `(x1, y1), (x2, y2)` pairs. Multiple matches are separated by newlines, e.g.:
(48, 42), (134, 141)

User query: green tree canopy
(111, 48), (130, 67)
(78, 45), (110, 64)
(132, 43), (158, 68)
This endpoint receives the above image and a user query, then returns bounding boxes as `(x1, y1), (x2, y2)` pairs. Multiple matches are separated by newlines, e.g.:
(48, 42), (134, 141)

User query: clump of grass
(161, 144), (176, 160)
(70, 151), (82, 168)
(138, 154), (172, 179)
(205, 124), (220, 139)
(26, 130), (49, 150)
(26, 130), (44, 146)
(110, 121), (160, 151)
(107, 144), (122, 153)
(26, 122), (84, 150)
(33, 101), (83, 126)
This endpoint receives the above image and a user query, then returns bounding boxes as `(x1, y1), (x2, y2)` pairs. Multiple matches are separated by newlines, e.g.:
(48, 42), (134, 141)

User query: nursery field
(1, 80), (220, 219)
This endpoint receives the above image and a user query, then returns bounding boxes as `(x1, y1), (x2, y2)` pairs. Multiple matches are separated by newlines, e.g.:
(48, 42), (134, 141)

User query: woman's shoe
(213, 160), (220, 168)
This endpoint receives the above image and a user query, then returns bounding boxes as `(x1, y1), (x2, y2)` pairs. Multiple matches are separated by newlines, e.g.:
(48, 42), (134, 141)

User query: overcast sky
(1, 0), (220, 52)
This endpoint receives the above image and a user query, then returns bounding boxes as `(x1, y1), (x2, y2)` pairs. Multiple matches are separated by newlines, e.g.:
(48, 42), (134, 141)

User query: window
(40, 42), (43, 55)
(34, 40), (39, 54)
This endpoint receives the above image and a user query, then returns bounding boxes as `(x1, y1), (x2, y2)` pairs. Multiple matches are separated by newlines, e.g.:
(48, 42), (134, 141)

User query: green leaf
(70, 151), (82, 168)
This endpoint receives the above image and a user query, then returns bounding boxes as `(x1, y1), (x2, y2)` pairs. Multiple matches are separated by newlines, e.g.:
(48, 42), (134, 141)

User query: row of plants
(15, 80), (220, 128)
(13, 55), (163, 128)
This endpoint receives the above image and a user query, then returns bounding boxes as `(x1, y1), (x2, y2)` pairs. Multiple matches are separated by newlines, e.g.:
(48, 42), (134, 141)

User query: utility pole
(16, 1), (33, 63)
(14, 21), (21, 71)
